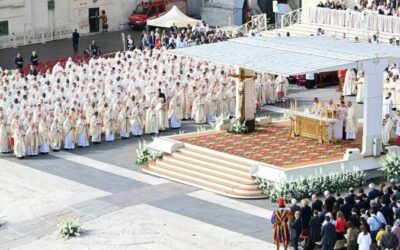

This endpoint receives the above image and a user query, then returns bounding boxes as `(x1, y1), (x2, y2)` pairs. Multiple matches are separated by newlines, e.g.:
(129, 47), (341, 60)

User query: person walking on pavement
(72, 29), (80, 54)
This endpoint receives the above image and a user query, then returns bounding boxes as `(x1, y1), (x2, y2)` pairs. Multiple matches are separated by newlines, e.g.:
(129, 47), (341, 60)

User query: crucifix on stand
(229, 67), (256, 132)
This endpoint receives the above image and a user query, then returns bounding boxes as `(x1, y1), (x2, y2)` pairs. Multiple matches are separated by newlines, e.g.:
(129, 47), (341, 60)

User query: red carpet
(176, 125), (361, 168)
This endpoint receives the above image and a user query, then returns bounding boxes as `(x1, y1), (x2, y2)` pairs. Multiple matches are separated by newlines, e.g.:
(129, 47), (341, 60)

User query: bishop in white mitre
(76, 114), (89, 147)
(90, 111), (102, 143)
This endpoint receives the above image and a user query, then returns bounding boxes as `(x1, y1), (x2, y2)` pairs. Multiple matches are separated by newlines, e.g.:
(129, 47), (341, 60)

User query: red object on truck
(129, 0), (188, 29)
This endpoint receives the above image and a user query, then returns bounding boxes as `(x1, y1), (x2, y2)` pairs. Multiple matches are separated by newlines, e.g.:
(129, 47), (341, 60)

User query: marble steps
(143, 144), (265, 199)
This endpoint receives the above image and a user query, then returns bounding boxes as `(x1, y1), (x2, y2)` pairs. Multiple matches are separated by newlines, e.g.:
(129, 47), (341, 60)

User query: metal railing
(0, 28), (72, 49)
(281, 8), (303, 28)
(220, 13), (269, 36)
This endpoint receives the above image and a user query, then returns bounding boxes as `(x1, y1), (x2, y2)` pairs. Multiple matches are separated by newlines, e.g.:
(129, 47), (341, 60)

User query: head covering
(278, 197), (285, 208)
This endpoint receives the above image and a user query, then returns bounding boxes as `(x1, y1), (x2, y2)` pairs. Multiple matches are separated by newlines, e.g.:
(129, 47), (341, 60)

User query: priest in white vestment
(50, 119), (62, 151)
(145, 103), (159, 134)
(356, 71), (364, 104)
(26, 124), (39, 156)
(63, 115), (76, 150)
(383, 92), (394, 118)
(168, 96), (181, 129)
(345, 101), (357, 140)
(13, 125), (26, 159)
(382, 114), (395, 146)
(118, 107), (130, 139)
(103, 106), (115, 141)
(342, 69), (356, 96)
(38, 119), (50, 153)
(131, 104), (143, 136)
(90, 112), (102, 143)
(0, 122), (10, 153)
(76, 115), (89, 147)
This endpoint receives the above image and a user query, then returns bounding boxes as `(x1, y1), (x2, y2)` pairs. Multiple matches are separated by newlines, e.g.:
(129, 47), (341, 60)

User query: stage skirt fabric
(170, 113), (181, 129)
(397, 136), (400, 146)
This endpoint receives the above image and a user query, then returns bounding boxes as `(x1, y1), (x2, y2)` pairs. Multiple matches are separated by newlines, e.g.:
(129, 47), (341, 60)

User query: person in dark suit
(321, 216), (336, 250)
(147, 31), (155, 49)
(382, 186), (392, 205)
(169, 22), (178, 34)
(368, 183), (380, 201)
(349, 208), (361, 228)
(324, 191), (336, 212)
(355, 196), (367, 211)
(306, 210), (321, 250)
(30, 51), (38, 67)
(335, 192), (344, 206)
(14, 53), (24, 73)
(290, 199), (301, 214)
(345, 187), (356, 206)
(290, 211), (302, 250)
(72, 29), (80, 54)
(311, 194), (323, 212)
(380, 198), (394, 226)
(339, 197), (352, 220)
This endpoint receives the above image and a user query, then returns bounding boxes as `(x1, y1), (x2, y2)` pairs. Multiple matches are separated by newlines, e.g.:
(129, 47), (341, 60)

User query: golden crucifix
(229, 68), (255, 121)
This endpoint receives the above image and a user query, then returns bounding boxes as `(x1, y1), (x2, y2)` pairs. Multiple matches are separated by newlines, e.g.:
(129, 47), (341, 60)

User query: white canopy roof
(147, 5), (200, 28)
(168, 36), (400, 75)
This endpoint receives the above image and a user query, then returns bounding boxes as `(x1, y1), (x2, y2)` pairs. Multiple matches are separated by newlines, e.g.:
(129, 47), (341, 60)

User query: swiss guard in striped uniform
(271, 197), (293, 250)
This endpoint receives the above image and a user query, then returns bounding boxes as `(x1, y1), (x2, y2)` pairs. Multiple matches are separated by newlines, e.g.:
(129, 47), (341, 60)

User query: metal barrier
(281, 8), (303, 28)
(220, 13), (269, 36)
(0, 28), (72, 49)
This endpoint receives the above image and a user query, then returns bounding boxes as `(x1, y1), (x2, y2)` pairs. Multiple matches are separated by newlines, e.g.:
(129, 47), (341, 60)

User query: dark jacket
(380, 205), (394, 225)
(30, 55), (38, 66)
(72, 31), (80, 43)
(381, 232), (399, 249)
(312, 199), (323, 212)
(301, 205), (312, 229)
(368, 188), (380, 200)
(14, 56), (23, 68)
(290, 204), (301, 214)
(339, 203), (352, 220)
(324, 196), (336, 212)
(321, 223), (336, 249)
(290, 218), (302, 238)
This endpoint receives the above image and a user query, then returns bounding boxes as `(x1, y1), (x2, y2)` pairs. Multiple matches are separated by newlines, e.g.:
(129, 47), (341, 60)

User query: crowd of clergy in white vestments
(340, 64), (400, 146)
(0, 48), (290, 159)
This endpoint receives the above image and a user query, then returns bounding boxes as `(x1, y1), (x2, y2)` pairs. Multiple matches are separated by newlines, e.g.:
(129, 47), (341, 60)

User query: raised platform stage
(144, 122), (385, 199)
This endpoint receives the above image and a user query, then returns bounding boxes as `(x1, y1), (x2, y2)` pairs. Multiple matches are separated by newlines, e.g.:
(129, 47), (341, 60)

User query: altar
(290, 112), (343, 143)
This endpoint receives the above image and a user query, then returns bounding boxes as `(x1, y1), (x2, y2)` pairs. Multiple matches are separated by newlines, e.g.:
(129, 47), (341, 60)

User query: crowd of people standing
(272, 181), (400, 250)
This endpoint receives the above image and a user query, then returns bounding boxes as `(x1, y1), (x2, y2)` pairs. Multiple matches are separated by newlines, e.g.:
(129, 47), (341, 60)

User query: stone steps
(143, 143), (265, 199)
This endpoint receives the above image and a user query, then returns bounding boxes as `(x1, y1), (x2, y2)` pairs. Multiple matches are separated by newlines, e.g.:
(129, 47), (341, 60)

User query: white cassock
(356, 77), (364, 103)
(90, 116), (102, 143)
(145, 107), (158, 134)
(26, 127), (39, 156)
(130, 107), (143, 136)
(266, 79), (276, 104)
(50, 122), (62, 150)
(382, 117), (395, 145)
(118, 109), (130, 138)
(0, 123), (10, 153)
(343, 69), (356, 96)
(192, 96), (207, 124)
(168, 97), (181, 129)
(383, 96), (394, 118)
(226, 87), (236, 117)
(346, 107), (357, 139)
(156, 99), (169, 131)
(13, 129), (26, 158)
(76, 118), (89, 147)
(63, 119), (75, 149)
(38, 121), (50, 153)
(103, 110), (115, 141)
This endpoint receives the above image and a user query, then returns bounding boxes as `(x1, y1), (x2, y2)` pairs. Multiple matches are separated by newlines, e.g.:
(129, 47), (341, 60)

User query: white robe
(383, 97), (394, 118)
(145, 107), (158, 134)
(343, 69), (356, 96)
(13, 129), (26, 158)
(346, 107), (357, 139)
(382, 117), (395, 145)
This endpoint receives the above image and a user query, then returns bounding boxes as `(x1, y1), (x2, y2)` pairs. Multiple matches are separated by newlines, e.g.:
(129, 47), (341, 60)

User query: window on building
(0, 21), (9, 36)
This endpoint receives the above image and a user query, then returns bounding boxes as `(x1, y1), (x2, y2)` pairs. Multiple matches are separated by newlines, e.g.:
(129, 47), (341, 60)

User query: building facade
(0, 0), (140, 36)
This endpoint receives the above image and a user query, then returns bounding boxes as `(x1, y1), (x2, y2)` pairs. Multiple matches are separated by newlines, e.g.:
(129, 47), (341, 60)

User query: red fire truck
(129, 0), (188, 29)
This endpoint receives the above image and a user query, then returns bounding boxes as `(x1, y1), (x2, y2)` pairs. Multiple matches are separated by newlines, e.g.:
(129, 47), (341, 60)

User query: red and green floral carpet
(176, 125), (361, 168)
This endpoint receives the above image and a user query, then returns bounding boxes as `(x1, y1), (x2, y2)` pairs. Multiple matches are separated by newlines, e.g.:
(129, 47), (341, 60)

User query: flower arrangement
(256, 169), (366, 202)
(380, 151), (400, 181)
(228, 118), (249, 134)
(58, 217), (82, 239)
(135, 140), (163, 165)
